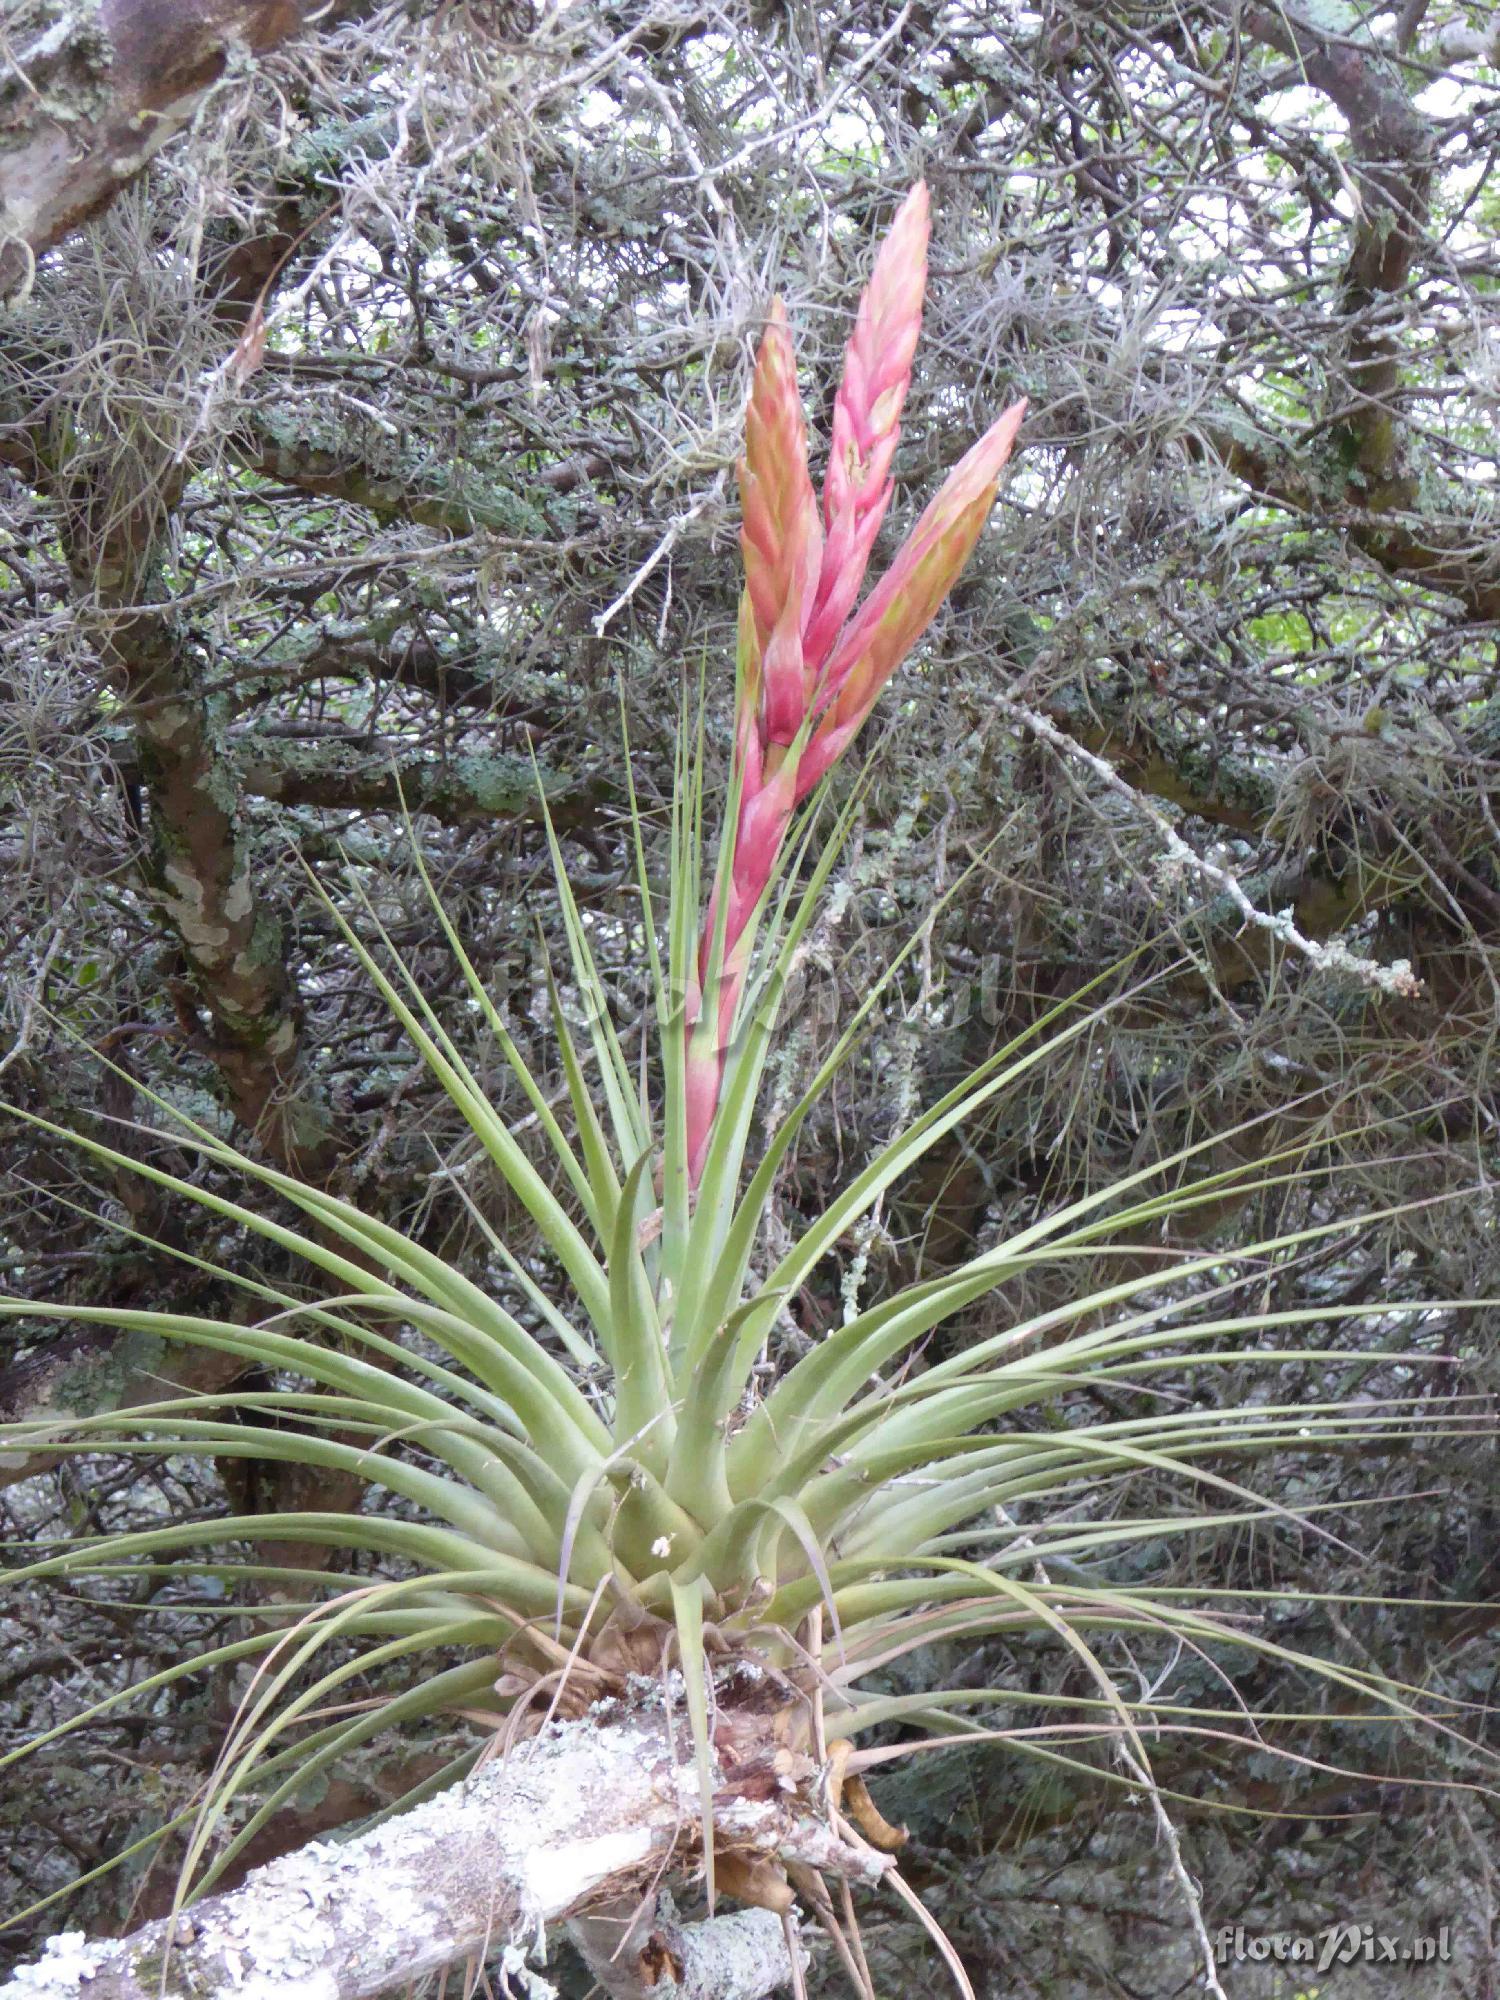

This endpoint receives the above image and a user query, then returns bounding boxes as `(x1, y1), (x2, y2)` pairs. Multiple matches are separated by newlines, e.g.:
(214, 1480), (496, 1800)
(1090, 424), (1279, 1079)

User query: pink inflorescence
(686, 183), (1026, 1185)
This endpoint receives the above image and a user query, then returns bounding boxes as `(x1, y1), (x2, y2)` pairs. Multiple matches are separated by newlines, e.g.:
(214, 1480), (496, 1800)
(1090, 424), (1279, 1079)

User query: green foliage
(1, 730), (1490, 1935)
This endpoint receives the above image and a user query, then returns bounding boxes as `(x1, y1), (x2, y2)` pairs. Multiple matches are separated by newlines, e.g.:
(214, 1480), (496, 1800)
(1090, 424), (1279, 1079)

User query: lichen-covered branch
(569, 1899), (807, 2000)
(1193, 420), (1500, 626)
(2, 1701), (882, 2000)
(1196, 5), (1495, 621)
(0, 1327), (248, 1485)
(255, 620), (557, 715)
(40, 402), (340, 1174)
(233, 735), (611, 826)
(1004, 699), (1422, 997)
(241, 421), (555, 541)
(1234, 0), (1435, 419)
(1039, 684), (1278, 835)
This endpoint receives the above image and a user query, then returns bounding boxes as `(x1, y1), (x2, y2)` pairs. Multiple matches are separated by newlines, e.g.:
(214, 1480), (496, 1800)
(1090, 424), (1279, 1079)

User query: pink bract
(685, 183), (1025, 1185)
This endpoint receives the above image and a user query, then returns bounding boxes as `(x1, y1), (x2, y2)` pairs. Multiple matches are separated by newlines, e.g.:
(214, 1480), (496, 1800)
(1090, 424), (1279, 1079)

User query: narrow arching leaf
(669, 1576), (718, 1913)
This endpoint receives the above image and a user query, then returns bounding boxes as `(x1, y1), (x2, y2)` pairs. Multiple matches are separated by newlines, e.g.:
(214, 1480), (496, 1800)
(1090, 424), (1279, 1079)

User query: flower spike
(798, 397), (1027, 801)
(805, 180), (930, 670)
(738, 297), (821, 750)
(685, 186), (1026, 1185)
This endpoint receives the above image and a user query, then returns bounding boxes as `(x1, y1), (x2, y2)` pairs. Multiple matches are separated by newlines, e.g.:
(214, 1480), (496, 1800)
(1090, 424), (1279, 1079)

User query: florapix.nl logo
(1214, 1923), (1453, 1973)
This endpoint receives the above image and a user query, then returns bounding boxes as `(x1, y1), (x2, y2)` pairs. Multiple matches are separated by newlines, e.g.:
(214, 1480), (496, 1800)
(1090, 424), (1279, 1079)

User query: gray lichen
(0, 8), (114, 148)
(2, 1932), (100, 1995)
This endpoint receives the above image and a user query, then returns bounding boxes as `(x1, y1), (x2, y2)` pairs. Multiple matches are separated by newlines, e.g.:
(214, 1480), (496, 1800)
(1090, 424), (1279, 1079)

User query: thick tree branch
(99, 593), (339, 1175)
(1189, 3), (1498, 628)
(38, 416), (341, 1175)
(1191, 420), (1500, 625)
(1229, 3), (1436, 487)
(2, 1698), (883, 2000)
(0, 1328), (248, 1485)
(568, 1899), (805, 2000)
(1039, 685), (1277, 835)
(0, 0), (374, 299)
(232, 736), (612, 826)
(241, 423), (556, 541)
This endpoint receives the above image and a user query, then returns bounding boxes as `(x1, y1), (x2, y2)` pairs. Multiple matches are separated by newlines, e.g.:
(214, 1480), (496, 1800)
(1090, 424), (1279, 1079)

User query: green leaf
(669, 1576), (717, 1912)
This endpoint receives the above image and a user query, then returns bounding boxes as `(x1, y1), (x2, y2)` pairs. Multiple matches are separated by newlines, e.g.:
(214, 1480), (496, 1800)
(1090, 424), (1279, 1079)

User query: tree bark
(69, 538), (340, 1179)
(0, 1700), (884, 2000)
(0, 0), (368, 299)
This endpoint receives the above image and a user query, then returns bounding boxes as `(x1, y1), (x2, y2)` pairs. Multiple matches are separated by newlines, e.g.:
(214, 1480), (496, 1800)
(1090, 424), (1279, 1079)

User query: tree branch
(99, 594), (339, 1174)
(1190, 420), (1500, 625)
(1039, 684), (1278, 835)
(0, 0), (375, 299)
(38, 413), (341, 1174)
(1, 1699), (883, 2000)
(1003, 698), (1422, 997)
(1229, 2), (1436, 488)
(253, 622), (561, 716)
(569, 1898), (806, 2000)
(1189, 2), (1500, 628)
(0, 1328), (248, 1486)
(241, 422), (556, 542)
(232, 736), (612, 826)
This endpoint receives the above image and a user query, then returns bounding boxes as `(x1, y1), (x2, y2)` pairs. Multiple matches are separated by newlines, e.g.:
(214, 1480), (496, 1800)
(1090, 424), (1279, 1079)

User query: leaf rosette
(1, 189), (1491, 1957)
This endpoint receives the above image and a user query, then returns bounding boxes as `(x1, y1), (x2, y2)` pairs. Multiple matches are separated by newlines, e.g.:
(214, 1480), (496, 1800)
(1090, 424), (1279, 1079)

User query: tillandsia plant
(2, 187), (1493, 1988)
